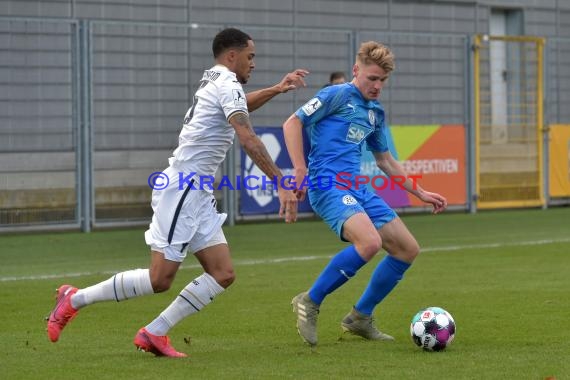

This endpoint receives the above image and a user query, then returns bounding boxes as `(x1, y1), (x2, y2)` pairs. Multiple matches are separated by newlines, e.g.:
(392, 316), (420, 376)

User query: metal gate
(473, 35), (545, 209)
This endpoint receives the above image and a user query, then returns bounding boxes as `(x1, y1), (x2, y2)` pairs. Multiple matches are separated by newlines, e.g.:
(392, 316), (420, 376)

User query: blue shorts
(309, 187), (397, 241)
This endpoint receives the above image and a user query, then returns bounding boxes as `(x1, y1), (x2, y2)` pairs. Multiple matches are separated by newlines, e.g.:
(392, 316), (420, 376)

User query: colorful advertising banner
(549, 124), (570, 197)
(361, 125), (466, 207)
(241, 125), (466, 216)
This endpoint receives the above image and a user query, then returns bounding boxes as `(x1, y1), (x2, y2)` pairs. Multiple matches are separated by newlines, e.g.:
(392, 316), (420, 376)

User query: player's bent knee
(357, 237), (382, 260)
(151, 282), (171, 293)
(370, 238), (383, 255)
(150, 276), (175, 293)
(412, 246), (421, 260)
(404, 241), (421, 262)
(210, 268), (235, 289)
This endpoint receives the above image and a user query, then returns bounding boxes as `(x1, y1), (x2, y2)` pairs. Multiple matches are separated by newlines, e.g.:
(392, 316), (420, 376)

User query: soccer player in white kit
(46, 28), (308, 357)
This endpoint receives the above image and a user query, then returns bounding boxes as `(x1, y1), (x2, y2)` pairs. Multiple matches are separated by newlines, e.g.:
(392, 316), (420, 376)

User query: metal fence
(0, 18), (80, 231)
(547, 37), (570, 125)
(0, 18), (360, 231)
(1, 17), (568, 232)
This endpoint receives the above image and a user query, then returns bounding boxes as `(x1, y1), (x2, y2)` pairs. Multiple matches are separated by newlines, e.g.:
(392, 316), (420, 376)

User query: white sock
(71, 269), (154, 309)
(145, 273), (224, 336)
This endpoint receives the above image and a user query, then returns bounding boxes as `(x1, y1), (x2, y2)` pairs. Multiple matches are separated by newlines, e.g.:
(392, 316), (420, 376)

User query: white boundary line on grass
(2, 237), (570, 282)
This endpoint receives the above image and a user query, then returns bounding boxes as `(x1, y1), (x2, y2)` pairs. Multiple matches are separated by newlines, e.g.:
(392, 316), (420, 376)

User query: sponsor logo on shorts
(342, 195), (357, 206)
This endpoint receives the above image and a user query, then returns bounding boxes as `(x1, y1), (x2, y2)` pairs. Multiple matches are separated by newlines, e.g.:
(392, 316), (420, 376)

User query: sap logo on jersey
(302, 98), (322, 116)
(346, 123), (371, 144)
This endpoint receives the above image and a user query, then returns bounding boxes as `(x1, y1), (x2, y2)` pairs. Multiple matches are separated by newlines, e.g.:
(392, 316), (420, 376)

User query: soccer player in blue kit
(284, 41), (448, 346)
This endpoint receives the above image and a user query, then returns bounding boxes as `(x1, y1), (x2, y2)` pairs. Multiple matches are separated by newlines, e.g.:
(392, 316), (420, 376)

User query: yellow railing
(473, 35), (545, 209)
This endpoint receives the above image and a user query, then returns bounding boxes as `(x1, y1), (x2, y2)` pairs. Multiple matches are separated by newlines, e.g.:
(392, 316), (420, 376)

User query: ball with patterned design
(410, 306), (456, 351)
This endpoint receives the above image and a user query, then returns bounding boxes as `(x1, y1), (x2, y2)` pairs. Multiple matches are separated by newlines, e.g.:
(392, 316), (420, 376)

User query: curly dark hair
(212, 28), (252, 58)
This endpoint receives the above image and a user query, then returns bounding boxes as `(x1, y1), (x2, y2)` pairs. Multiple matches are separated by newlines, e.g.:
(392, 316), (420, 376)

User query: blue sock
(354, 255), (411, 316)
(308, 245), (366, 304)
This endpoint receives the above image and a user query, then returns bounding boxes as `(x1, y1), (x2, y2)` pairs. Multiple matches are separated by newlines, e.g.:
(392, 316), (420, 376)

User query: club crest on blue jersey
(302, 98), (322, 116)
(368, 109), (376, 126)
(346, 123), (372, 144)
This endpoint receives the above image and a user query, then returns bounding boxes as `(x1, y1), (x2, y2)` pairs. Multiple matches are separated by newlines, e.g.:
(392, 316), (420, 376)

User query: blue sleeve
(294, 86), (342, 127)
(366, 110), (389, 153)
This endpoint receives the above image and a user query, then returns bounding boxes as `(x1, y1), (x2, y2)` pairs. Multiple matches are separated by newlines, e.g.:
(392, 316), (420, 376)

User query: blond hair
(356, 41), (395, 73)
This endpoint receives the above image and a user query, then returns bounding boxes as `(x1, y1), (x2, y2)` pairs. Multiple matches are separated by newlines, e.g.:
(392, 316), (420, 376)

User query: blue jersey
(295, 83), (389, 186)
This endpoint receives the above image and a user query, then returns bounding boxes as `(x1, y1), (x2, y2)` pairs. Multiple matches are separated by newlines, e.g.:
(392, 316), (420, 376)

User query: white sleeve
(218, 77), (248, 120)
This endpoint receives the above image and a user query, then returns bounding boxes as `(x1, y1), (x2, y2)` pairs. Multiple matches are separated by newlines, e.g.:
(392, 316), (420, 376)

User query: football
(410, 306), (456, 351)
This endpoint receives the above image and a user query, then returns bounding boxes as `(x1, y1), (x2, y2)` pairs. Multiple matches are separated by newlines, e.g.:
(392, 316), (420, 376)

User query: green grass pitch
(1, 208), (569, 379)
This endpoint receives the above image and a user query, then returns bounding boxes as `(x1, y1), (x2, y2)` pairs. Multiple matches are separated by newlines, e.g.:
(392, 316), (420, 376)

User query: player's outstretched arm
(246, 69), (309, 112)
(283, 114), (308, 201)
(374, 151), (447, 214)
(229, 111), (298, 222)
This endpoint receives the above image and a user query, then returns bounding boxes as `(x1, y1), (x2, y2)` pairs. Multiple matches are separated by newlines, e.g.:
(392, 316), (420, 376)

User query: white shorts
(144, 165), (227, 262)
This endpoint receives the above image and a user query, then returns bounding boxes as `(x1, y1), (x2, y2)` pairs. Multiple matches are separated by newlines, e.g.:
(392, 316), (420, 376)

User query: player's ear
(226, 49), (237, 63)
(352, 63), (359, 78)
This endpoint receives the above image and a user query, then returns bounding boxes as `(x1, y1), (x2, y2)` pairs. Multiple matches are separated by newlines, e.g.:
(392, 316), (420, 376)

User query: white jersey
(172, 64), (248, 177)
